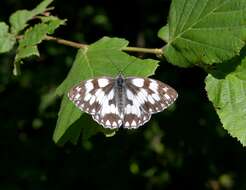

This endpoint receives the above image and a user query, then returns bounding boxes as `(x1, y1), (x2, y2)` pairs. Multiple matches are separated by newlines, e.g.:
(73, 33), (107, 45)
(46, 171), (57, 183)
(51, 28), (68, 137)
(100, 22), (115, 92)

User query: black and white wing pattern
(68, 77), (122, 129)
(123, 77), (178, 129)
(68, 75), (178, 129)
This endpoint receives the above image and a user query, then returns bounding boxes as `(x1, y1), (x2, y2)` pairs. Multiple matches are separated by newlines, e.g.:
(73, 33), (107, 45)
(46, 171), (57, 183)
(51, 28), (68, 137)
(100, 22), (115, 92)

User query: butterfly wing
(68, 77), (122, 129)
(123, 77), (178, 129)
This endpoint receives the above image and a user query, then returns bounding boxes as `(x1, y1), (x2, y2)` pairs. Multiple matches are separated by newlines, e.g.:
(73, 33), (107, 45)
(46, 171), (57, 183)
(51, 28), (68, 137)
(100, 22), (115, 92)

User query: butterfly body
(68, 75), (178, 129)
(114, 74), (126, 117)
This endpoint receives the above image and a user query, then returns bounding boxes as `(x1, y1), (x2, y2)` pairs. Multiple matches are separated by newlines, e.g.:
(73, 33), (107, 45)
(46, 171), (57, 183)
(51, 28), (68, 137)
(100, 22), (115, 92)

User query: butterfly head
(116, 74), (125, 87)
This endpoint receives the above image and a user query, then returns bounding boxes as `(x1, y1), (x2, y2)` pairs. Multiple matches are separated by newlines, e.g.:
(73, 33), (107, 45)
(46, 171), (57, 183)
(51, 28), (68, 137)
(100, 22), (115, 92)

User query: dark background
(1, 0), (246, 190)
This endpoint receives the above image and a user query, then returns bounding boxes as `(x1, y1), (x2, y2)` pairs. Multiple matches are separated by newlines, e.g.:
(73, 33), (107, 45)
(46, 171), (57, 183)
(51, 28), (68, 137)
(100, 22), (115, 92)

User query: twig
(45, 36), (88, 49)
(16, 35), (163, 55)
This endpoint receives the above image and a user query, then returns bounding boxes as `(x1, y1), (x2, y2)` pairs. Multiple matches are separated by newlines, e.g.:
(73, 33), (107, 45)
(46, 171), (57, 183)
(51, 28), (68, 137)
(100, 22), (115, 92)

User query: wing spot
(112, 122), (117, 127)
(131, 120), (137, 127)
(132, 78), (144, 87)
(148, 95), (155, 104)
(110, 104), (117, 114)
(149, 108), (152, 112)
(125, 121), (130, 127)
(164, 94), (171, 100)
(95, 90), (105, 104)
(163, 87), (169, 92)
(126, 89), (134, 101)
(125, 104), (131, 114)
(74, 94), (81, 99)
(149, 81), (158, 91)
(136, 91), (146, 104)
(84, 93), (91, 101)
(152, 94), (160, 101)
(85, 81), (93, 92)
(76, 87), (82, 92)
(106, 120), (110, 126)
(120, 113), (124, 119)
(98, 78), (109, 87)
(108, 90), (114, 100)
(89, 96), (96, 105)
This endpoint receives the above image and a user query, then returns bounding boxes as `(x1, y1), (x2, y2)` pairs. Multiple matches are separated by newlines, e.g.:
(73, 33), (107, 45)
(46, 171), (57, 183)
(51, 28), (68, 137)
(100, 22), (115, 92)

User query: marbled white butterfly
(68, 74), (178, 129)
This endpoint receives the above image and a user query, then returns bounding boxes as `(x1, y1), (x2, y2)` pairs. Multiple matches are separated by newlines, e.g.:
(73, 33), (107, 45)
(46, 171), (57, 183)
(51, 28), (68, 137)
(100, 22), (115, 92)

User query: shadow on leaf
(56, 114), (117, 145)
(208, 47), (246, 79)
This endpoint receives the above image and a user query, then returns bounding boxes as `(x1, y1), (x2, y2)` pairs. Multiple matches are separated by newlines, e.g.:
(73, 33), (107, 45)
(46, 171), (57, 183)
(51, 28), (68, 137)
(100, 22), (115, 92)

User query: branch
(16, 35), (163, 55)
(45, 36), (88, 49)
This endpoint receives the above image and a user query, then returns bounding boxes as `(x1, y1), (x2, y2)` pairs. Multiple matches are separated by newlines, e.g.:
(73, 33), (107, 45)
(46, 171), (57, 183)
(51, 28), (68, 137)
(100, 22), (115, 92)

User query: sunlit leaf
(160, 0), (246, 67)
(205, 56), (246, 146)
(54, 37), (159, 144)
(0, 22), (16, 53)
(158, 24), (169, 43)
(13, 18), (65, 76)
(9, 0), (53, 34)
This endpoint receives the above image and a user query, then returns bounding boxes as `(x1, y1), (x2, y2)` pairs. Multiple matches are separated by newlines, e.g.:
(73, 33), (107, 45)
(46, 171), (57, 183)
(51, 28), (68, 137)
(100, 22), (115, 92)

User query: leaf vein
(178, 36), (233, 52)
(171, 0), (235, 42)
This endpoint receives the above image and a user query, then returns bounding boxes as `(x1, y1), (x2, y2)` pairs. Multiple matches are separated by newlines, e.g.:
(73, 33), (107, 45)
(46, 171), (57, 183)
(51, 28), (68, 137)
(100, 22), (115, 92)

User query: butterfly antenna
(105, 54), (139, 75)
(105, 54), (121, 74)
(121, 56), (138, 74)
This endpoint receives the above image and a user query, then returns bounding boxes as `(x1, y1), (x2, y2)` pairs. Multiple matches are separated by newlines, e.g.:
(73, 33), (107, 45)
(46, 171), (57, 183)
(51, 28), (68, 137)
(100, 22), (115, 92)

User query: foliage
(206, 53), (246, 146)
(1, 0), (246, 146)
(54, 37), (158, 143)
(158, 0), (246, 146)
(159, 0), (246, 67)
(2, 0), (246, 189)
(0, 22), (16, 53)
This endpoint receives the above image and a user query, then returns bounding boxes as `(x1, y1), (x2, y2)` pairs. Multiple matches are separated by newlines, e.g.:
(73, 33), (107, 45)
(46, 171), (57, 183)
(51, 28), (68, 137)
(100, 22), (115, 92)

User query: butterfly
(68, 74), (178, 129)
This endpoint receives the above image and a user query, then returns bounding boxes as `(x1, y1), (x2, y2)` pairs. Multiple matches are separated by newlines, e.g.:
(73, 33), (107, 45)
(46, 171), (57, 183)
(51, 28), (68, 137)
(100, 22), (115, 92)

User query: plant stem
(45, 36), (88, 49)
(122, 47), (163, 55)
(16, 35), (163, 55)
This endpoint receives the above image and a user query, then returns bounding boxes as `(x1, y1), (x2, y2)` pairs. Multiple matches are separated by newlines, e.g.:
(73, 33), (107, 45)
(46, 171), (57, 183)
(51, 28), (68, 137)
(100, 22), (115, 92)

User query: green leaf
(39, 88), (58, 112)
(54, 96), (82, 144)
(13, 18), (65, 76)
(9, 0), (53, 34)
(158, 25), (169, 43)
(15, 45), (39, 62)
(13, 46), (39, 76)
(205, 56), (246, 146)
(53, 37), (159, 144)
(161, 0), (246, 67)
(19, 19), (65, 48)
(46, 17), (66, 34)
(0, 22), (16, 53)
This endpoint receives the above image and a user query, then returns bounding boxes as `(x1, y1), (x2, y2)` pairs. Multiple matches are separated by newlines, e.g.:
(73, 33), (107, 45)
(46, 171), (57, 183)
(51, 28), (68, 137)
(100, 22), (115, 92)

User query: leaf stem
(45, 36), (88, 49)
(16, 35), (163, 55)
(122, 46), (163, 55)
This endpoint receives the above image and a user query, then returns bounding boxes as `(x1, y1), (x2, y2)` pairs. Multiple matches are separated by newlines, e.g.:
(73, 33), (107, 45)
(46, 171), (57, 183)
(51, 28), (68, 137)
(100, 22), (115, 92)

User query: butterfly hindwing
(92, 87), (123, 129)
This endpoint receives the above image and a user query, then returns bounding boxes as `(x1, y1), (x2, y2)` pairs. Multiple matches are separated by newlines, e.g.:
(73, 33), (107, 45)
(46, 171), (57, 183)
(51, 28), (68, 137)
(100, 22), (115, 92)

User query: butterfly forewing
(68, 77), (123, 129)
(123, 77), (178, 129)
